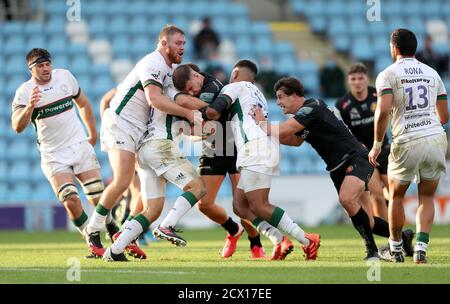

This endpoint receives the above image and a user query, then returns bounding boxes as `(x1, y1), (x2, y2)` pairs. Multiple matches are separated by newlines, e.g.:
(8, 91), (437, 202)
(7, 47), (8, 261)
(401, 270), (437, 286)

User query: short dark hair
(173, 63), (200, 91)
(234, 59), (258, 77)
(390, 28), (417, 56)
(348, 62), (368, 75)
(274, 77), (305, 97)
(159, 24), (185, 41)
(26, 48), (51, 63)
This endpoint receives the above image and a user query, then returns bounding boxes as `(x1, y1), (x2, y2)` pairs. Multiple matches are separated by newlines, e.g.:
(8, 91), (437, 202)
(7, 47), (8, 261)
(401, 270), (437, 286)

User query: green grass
(0, 225), (449, 284)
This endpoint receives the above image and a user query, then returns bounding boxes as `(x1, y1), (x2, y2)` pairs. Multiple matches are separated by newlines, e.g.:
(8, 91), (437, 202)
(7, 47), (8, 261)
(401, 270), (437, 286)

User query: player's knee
(197, 200), (212, 214)
(188, 177), (206, 199)
(63, 194), (81, 211)
(57, 183), (79, 204)
(338, 194), (355, 211)
(82, 178), (104, 202)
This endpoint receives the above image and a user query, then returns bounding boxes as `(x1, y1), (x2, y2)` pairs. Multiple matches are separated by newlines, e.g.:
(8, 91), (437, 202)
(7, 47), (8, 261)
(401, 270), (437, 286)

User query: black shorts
(199, 155), (239, 176)
(330, 151), (374, 194)
(376, 145), (390, 175)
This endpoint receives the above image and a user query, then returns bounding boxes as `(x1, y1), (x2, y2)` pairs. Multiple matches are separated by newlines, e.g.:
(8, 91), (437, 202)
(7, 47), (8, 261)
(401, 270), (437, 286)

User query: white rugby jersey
(376, 57), (447, 144)
(219, 81), (269, 151)
(12, 69), (87, 152)
(110, 50), (177, 139)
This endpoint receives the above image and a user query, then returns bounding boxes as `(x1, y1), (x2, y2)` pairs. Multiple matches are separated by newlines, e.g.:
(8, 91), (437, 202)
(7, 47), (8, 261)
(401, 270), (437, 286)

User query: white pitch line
(0, 267), (194, 275)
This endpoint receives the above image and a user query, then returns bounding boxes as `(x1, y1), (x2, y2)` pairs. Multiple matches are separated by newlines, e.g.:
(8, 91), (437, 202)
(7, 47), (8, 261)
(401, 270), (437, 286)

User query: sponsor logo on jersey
(174, 172), (186, 183)
(404, 119), (432, 130)
(350, 108), (361, 119)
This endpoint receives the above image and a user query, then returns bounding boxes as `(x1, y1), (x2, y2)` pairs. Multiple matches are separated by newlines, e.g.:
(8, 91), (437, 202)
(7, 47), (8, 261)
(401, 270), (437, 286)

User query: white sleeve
(65, 70), (81, 97)
(219, 83), (240, 105)
(437, 76), (447, 100)
(139, 59), (166, 90)
(376, 70), (394, 96)
(11, 85), (28, 113)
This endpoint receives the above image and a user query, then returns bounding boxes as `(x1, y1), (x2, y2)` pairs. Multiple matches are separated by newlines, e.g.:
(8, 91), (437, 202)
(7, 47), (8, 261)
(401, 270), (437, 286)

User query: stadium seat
(8, 184), (32, 202)
(8, 162), (31, 183)
(7, 139), (33, 161)
(30, 182), (55, 202)
(351, 37), (375, 61)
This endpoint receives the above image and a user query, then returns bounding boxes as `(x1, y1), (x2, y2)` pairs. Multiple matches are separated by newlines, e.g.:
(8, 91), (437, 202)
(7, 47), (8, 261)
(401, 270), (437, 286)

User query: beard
(167, 47), (182, 64)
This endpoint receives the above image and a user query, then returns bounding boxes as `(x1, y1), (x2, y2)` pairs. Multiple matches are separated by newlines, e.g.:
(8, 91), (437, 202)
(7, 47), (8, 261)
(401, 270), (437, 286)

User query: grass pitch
(0, 225), (449, 284)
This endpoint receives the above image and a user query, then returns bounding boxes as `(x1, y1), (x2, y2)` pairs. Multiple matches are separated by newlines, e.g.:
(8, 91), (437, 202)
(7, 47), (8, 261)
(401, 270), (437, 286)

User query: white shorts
(389, 132), (447, 184)
(137, 139), (198, 200)
(237, 168), (272, 192)
(41, 141), (100, 179)
(237, 137), (280, 176)
(100, 108), (145, 153)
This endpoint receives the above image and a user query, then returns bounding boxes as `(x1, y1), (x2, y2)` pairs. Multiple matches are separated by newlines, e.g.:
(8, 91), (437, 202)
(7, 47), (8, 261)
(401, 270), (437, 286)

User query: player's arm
(252, 105), (305, 139)
(145, 84), (200, 124)
(99, 88), (117, 118)
(11, 86), (40, 133)
(74, 90), (98, 146)
(369, 92), (393, 167)
(436, 92), (449, 125)
(204, 94), (231, 120)
(175, 93), (208, 110)
(280, 134), (304, 147)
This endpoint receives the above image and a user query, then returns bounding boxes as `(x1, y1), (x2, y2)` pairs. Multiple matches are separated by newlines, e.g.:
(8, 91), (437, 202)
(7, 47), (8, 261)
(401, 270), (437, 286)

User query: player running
(369, 29), (448, 263)
(11, 48), (119, 257)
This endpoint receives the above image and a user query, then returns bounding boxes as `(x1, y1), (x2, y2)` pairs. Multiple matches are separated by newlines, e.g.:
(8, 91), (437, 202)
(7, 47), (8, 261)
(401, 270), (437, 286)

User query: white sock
(414, 241), (428, 252)
(75, 221), (88, 236)
(86, 211), (106, 234)
(111, 220), (143, 254)
(256, 221), (283, 245)
(160, 195), (193, 228)
(277, 213), (309, 246)
(105, 212), (113, 224)
(389, 238), (403, 253)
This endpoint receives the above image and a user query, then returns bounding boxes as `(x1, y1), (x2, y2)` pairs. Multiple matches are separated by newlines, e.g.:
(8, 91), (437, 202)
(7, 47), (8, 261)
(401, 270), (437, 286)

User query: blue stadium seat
(5, 75), (28, 97)
(8, 162), (31, 183)
(228, 3), (249, 17)
(276, 56), (297, 75)
(351, 37), (375, 61)
(88, 17), (107, 39)
(46, 17), (66, 36)
(310, 17), (327, 33)
(70, 56), (91, 76)
(150, 17), (170, 35)
(68, 43), (89, 57)
(250, 21), (271, 37)
(404, 0), (422, 16)
(52, 56), (70, 70)
(4, 36), (26, 56)
(230, 17), (251, 36)
(31, 182), (55, 202)
(332, 35), (350, 52)
(324, 0), (345, 16)
(30, 163), (45, 183)
(382, 1), (403, 19)
(129, 16), (148, 36)
(368, 20), (387, 36)
(111, 35), (130, 59)
(423, 1), (442, 19)
(0, 160), (6, 182)
(301, 74), (320, 94)
(107, 17), (129, 36)
(327, 18), (347, 37)
(26, 36), (47, 51)
(297, 61), (318, 77)
(131, 36), (152, 58)
(48, 36), (68, 55)
(234, 36), (253, 55)
(274, 42), (295, 57)
(8, 184), (32, 202)
(254, 36), (273, 57)
(349, 18), (369, 37)
(345, 0), (366, 17)
(24, 22), (45, 37)
(375, 56), (392, 74)
(0, 182), (7, 202)
(373, 36), (390, 56)
(1, 22), (23, 36)
(7, 139), (33, 161)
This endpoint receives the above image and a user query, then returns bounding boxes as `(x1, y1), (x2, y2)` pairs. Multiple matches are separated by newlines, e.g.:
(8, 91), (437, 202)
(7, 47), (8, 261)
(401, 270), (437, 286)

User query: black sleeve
(293, 104), (320, 127)
(199, 75), (223, 103)
(208, 95), (230, 113)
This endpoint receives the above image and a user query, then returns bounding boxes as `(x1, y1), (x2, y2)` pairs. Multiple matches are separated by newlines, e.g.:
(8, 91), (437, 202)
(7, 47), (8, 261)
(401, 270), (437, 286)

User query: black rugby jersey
(293, 98), (367, 171)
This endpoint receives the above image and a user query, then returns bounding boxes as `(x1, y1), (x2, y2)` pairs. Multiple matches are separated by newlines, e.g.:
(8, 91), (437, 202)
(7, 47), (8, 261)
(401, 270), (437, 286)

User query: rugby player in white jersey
(369, 29), (448, 263)
(202, 60), (321, 260)
(86, 25), (200, 260)
(11, 48), (118, 257)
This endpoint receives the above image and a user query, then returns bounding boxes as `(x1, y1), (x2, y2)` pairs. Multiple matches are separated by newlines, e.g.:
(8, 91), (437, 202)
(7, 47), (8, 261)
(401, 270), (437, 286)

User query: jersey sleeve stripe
(380, 88), (393, 96)
(437, 94), (447, 100)
(143, 79), (163, 89)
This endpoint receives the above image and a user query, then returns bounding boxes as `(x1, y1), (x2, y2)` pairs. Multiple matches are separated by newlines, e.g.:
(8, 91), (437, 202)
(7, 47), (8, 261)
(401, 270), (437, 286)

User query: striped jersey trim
(437, 94), (447, 101)
(143, 79), (163, 89)
(115, 82), (144, 115)
(380, 88), (393, 96)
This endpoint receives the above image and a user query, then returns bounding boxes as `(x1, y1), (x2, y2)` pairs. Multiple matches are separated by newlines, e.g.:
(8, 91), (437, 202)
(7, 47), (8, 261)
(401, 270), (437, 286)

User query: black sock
(350, 207), (378, 252)
(221, 217), (239, 236)
(248, 234), (262, 248)
(372, 216), (390, 238)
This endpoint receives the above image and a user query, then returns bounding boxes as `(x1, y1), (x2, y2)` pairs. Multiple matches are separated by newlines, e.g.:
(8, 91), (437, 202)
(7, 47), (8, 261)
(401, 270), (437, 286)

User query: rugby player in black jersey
(252, 77), (413, 260)
(172, 64), (269, 259)
(335, 63), (390, 219)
